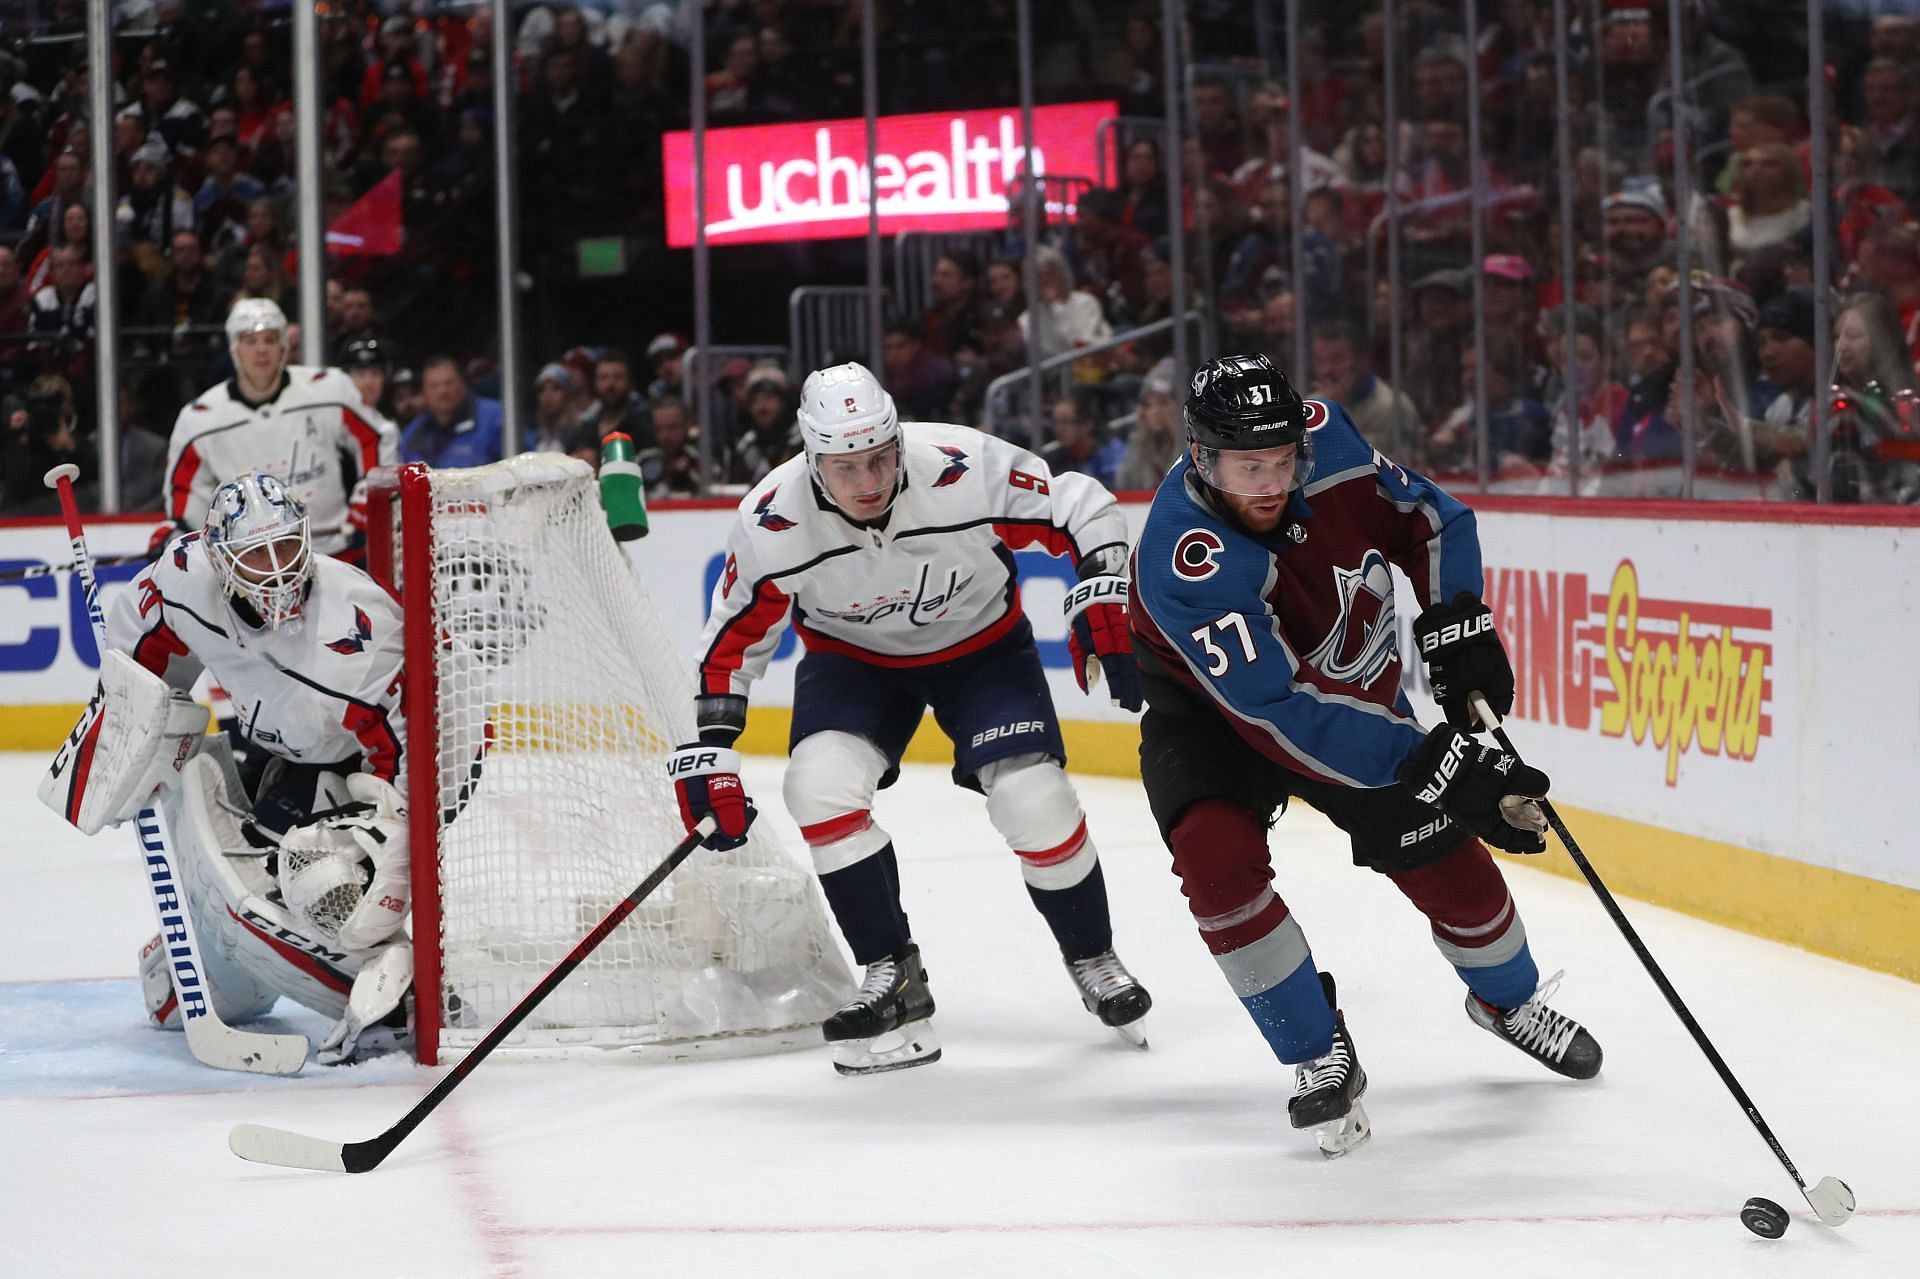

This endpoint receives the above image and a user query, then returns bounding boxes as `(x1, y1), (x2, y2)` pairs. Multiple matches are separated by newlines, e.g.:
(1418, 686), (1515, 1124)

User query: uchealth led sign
(662, 101), (1117, 247)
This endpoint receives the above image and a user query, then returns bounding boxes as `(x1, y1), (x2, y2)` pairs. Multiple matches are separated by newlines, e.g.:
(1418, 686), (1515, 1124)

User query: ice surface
(3, 753), (1914, 1277)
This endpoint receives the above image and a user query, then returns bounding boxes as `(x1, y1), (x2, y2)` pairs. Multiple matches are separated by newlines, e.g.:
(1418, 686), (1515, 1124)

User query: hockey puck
(1740, 1197), (1790, 1238)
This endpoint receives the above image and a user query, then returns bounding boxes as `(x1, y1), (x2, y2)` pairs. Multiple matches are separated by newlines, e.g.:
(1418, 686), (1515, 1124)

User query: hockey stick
(1469, 692), (1855, 1228)
(43, 464), (310, 1076)
(229, 817), (716, 1173)
(0, 553), (148, 583)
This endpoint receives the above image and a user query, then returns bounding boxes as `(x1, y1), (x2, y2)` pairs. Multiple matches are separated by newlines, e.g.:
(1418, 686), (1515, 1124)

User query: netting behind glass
(411, 455), (848, 1055)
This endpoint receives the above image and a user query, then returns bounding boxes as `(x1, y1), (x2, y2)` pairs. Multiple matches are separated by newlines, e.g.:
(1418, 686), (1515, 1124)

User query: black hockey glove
(1414, 592), (1514, 730)
(1397, 724), (1551, 855)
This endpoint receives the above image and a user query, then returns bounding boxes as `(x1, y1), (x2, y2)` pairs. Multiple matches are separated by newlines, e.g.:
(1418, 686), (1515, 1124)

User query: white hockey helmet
(205, 471), (314, 629)
(797, 361), (900, 466)
(226, 297), (288, 366)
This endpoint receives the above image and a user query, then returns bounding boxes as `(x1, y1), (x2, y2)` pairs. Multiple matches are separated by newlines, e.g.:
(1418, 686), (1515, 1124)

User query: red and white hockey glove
(1064, 574), (1143, 712)
(667, 744), (757, 851)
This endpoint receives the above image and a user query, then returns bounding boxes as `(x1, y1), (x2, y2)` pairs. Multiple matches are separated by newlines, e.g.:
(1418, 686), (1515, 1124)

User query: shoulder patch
(171, 531), (201, 571)
(1172, 528), (1225, 581)
(324, 605), (375, 655)
(753, 488), (797, 532)
(1303, 399), (1330, 430)
(932, 445), (969, 488)
(310, 370), (327, 382)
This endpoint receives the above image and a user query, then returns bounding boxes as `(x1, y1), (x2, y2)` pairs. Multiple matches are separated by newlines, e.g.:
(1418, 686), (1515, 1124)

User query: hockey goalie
(39, 472), (414, 1067)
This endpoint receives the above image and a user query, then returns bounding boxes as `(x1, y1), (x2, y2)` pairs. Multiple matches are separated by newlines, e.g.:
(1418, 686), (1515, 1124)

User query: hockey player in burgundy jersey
(671, 362), (1152, 1074)
(40, 473), (413, 1067)
(1130, 353), (1601, 1155)
(164, 299), (397, 560)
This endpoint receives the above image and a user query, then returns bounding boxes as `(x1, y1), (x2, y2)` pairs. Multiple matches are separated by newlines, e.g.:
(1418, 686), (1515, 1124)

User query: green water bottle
(599, 431), (650, 541)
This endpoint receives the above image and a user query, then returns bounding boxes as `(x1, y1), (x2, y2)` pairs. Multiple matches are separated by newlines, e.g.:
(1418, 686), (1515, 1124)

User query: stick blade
(229, 1122), (349, 1173)
(186, 1022), (310, 1075)
(1805, 1176), (1856, 1227)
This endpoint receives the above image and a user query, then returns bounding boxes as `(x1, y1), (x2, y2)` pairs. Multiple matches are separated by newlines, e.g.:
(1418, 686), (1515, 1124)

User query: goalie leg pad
(980, 755), (1098, 891)
(784, 731), (893, 874)
(39, 651), (207, 835)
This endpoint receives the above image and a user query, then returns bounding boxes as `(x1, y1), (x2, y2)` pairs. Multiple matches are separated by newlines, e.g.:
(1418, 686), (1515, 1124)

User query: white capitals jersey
(164, 366), (397, 555)
(699, 421), (1130, 697)
(106, 533), (408, 787)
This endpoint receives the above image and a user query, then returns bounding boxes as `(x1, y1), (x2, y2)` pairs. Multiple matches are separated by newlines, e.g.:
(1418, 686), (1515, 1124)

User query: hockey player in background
(1130, 354), (1602, 1156)
(670, 362), (1153, 1074)
(39, 473), (414, 1067)
(163, 299), (396, 562)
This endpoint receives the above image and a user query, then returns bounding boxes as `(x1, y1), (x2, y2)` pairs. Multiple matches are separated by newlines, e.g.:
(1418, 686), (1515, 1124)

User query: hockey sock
(817, 842), (913, 965)
(1390, 839), (1541, 1010)
(1240, 958), (1337, 1065)
(1024, 861), (1115, 962)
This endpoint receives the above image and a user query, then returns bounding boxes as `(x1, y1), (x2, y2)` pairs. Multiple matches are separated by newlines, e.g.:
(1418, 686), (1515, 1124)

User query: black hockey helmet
(342, 337), (392, 371)
(1184, 353), (1313, 495)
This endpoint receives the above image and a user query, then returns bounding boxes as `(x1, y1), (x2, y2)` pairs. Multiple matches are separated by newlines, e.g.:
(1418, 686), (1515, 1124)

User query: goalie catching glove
(278, 773), (411, 952)
(668, 743), (757, 850)
(39, 651), (207, 834)
(1414, 592), (1514, 730)
(1063, 573), (1143, 712)
(1398, 724), (1551, 855)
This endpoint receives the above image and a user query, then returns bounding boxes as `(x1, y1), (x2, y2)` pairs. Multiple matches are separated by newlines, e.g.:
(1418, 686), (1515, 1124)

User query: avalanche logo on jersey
(754, 488), (797, 532)
(325, 606), (374, 655)
(1172, 528), (1225, 581)
(1301, 549), (1398, 689)
(932, 445), (969, 487)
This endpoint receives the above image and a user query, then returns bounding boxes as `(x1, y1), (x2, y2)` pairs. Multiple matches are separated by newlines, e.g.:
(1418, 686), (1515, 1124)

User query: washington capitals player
(39, 473), (413, 1067)
(670, 362), (1152, 1074)
(164, 299), (396, 560)
(1130, 354), (1601, 1155)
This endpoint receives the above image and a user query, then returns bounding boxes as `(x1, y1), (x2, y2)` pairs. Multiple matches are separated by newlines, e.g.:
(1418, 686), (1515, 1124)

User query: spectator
(20, 146), (86, 262)
(880, 321), (961, 421)
(1310, 322), (1418, 454)
(706, 33), (765, 122)
(1230, 81), (1345, 206)
(1104, 13), (1163, 118)
(0, 245), (28, 350)
(26, 200), (92, 297)
(341, 338), (399, 423)
(1833, 127), (1912, 264)
(228, 64), (281, 149)
(1402, 269), (1470, 428)
(1833, 292), (1920, 500)
(918, 251), (982, 359)
(2, 376), (85, 512)
(1723, 143), (1810, 269)
(0, 147), (21, 233)
(1040, 391), (1125, 488)
(1481, 254), (1542, 392)
(360, 16), (429, 112)
(637, 396), (706, 499)
(1615, 305), (1679, 463)
(645, 332), (687, 400)
(137, 229), (223, 333)
(1116, 358), (1183, 490)
(389, 367), (425, 426)
(135, 57), (207, 156)
(1545, 305), (1628, 488)
(577, 349), (653, 450)
(214, 195), (289, 297)
(1714, 95), (1801, 196)
(531, 362), (584, 453)
(1116, 138), (1170, 241)
(1861, 59), (1920, 206)
(1019, 244), (1113, 360)
(985, 256), (1026, 315)
(954, 302), (1029, 429)
(1859, 224), (1920, 365)
(1744, 286), (1818, 496)
(230, 243), (291, 314)
(1429, 336), (1553, 474)
(1601, 186), (1672, 297)
(117, 140), (196, 281)
(402, 356), (505, 468)
(194, 133), (264, 253)
(549, 5), (614, 104)
(331, 286), (379, 361)
(1071, 190), (1149, 320)
(28, 245), (97, 380)
(1190, 75), (1246, 177)
(727, 366), (799, 484)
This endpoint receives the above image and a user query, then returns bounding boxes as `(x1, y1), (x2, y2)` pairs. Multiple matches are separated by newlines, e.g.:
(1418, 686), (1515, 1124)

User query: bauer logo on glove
(1063, 573), (1143, 712)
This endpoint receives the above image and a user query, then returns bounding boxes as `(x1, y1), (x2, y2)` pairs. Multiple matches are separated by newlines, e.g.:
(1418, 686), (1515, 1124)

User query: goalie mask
(796, 362), (904, 518)
(1185, 353), (1315, 497)
(206, 472), (314, 629)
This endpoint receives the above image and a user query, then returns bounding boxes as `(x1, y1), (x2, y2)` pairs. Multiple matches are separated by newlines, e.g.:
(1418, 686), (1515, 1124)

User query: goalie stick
(229, 817), (715, 1173)
(1469, 692), (1855, 1229)
(0, 553), (147, 584)
(44, 464), (310, 1076)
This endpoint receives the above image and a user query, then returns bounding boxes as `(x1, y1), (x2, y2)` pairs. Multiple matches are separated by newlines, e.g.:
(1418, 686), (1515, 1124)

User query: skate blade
(1314, 1099), (1372, 1159)
(831, 1021), (941, 1076)
(1111, 1019), (1148, 1049)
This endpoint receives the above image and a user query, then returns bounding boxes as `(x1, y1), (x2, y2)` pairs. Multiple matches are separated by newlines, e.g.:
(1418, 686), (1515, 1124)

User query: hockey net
(367, 456), (848, 1064)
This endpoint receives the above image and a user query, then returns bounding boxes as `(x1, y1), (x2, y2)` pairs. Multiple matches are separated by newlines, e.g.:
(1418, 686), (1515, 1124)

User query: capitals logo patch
(932, 445), (969, 488)
(325, 606), (374, 655)
(1172, 528), (1225, 581)
(171, 532), (198, 571)
(754, 489), (797, 532)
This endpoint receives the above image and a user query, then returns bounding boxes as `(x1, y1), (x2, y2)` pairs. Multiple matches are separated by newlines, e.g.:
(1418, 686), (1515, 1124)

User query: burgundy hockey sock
(1389, 839), (1539, 1009)
(818, 843), (913, 964)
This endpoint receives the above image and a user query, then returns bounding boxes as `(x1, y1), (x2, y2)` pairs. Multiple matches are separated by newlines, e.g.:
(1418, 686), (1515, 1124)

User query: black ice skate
(1064, 949), (1153, 1048)
(1288, 973), (1371, 1158)
(1466, 970), (1603, 1080)
(823, 945), (940, 1075)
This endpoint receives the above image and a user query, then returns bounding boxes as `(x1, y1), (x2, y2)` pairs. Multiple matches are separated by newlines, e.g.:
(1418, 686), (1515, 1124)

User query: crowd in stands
(5, 1), (1920, 512)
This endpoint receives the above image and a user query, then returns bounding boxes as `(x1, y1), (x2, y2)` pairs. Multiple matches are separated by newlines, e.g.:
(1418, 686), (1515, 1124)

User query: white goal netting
(394, 455), (848, 1056)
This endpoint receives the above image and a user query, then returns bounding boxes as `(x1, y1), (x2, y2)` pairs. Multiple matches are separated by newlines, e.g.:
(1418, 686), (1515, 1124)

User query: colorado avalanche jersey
(105, 535), (407, 785)
(164, 366), (396, 554)
(1131, 399), (1481, 789)
(699, 421), (1129, 696)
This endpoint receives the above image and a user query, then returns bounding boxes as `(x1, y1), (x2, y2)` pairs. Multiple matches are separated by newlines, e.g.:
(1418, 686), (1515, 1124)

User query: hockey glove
(667, 743), (757, 851)
(1064, 574), (1143, 712)
(1397, 724), (1552, 855)
(1414, 592), (1514, 729)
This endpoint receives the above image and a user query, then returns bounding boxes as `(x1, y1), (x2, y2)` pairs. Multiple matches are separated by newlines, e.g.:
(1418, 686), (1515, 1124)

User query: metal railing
(981, 310), (1202, 449)
(787, 286), (891, 384)
(891, 231), (1005, 326)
